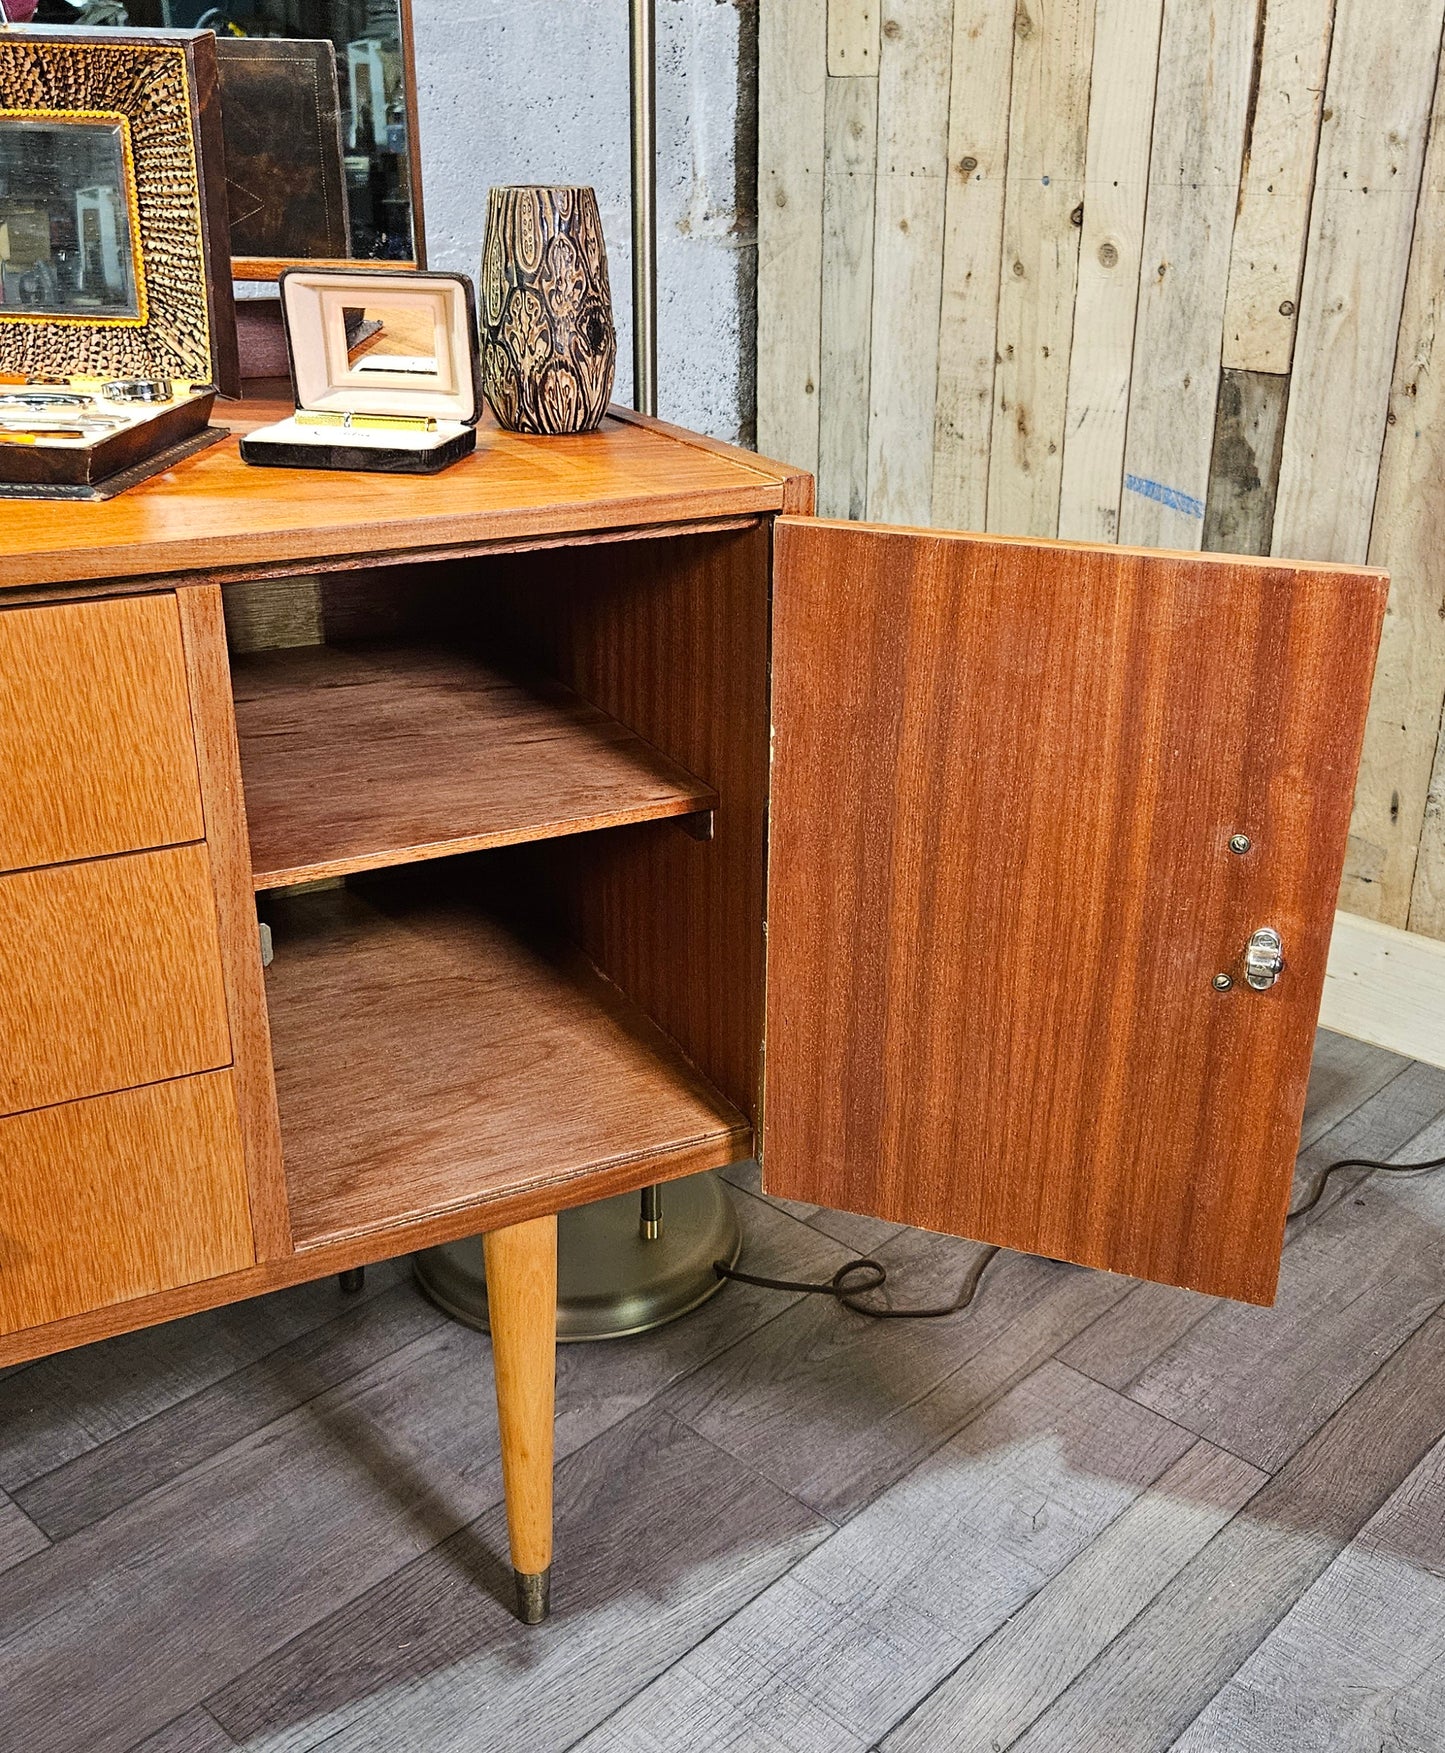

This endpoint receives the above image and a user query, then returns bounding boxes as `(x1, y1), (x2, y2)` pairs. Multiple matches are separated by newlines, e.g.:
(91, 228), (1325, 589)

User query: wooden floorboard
(0, 1259), (410, 1493)
(660, 1227), (1131, 1522)
(205, 1407), (831, 1753)
(1009, 1312), (1445, 1753)
(3, 1031), (1445, 1752)
(129, 1711), (238, 1753)
(576, 1364), (1196, 1751)
(1125, 1111), (1445, 1471)
(878, 1440), (1267, 1753)
(0, 1486), (48, 1575)
(1172, 1432), (1445, 1752)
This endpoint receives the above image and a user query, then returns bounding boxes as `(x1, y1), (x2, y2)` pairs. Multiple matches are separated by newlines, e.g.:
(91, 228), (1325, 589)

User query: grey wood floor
(3, 1027), (1445, 1753)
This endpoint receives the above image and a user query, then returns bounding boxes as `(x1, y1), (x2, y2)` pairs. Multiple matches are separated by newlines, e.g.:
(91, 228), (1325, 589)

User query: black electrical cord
(714, 1148), (1445, 1320)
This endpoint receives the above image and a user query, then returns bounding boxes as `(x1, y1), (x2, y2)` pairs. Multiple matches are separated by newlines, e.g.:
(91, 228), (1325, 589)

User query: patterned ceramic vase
(479, 185), (617, 435)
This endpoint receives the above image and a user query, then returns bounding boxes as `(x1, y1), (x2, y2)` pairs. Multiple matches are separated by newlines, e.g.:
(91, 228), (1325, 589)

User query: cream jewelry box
(241, 268), (482, 475)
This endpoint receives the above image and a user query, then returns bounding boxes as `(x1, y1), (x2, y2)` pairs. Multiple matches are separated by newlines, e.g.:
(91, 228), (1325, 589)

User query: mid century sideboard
(0, 392), (1387, 1622)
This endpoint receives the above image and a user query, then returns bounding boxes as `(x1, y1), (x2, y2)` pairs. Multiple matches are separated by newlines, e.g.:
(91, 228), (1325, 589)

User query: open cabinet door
(761, 519), (1387, 1305)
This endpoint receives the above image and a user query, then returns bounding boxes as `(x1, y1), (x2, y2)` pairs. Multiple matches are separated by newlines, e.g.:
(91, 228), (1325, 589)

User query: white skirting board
(1321, 910), (1445, 1070)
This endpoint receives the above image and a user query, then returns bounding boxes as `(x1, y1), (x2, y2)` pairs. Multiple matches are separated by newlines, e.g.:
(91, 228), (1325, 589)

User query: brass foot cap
(514, 1566), (551, 1625)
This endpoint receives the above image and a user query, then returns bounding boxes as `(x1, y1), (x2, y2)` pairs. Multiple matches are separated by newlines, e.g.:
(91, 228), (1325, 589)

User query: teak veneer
(234, 643), (716, 889)
(265, 883), (749, 1251)
(0, 396), (1386, 1624)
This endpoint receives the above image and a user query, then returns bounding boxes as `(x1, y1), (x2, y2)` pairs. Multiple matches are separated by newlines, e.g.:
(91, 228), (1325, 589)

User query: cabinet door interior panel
(764, 520), (1387, 1304)
(0, 593), (205, 873)
(0, 845), (234, 1116)
(0, 1071), (253, 1337)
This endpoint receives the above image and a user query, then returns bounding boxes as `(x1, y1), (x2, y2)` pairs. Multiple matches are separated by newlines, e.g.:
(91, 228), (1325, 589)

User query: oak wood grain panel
(0, 846), (233, 1116)
(764, 519), (1387, 1304)
(473, 523), (772, 1122)
(233, 642), (716, 889)
(0, 397), (791, 592)
(0, 594), (204, 874)
(0, 1073), (253, 1337)
(175, 587), (290, 1261)
(263, 883), (750, 1250)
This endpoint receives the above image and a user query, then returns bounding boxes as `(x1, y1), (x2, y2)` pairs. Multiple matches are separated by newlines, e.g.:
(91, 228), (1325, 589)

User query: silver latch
(1243, 927), (1284, 991)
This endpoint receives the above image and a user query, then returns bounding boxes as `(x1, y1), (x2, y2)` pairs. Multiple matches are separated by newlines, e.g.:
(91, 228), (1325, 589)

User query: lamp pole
(629, 0), (658, 417)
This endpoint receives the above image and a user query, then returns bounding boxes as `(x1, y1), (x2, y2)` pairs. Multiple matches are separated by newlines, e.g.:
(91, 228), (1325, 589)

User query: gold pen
(295, 411), (438, 433)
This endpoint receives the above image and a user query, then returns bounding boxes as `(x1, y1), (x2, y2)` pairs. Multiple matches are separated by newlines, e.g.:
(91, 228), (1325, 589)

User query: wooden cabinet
(762, 521), (1383, 1305)
(0, 395), (1388, 1619)
(0, 1074), (252, 1334)
(0, 593), (204, 872)
(0, 846), (233, 1114)
(0, 590), (260, 1343)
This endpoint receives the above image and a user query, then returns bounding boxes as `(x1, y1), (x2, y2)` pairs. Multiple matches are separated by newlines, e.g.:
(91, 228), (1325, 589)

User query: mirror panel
(0, 117), (141, 318)
(47, 0), (423, 275)
(343, 303), (439, 376)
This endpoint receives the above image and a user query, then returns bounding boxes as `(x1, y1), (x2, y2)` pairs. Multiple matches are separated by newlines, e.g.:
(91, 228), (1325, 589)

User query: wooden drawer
(0, 1071), (254, 1336)
(0, 844), (233, 1115)
(0, 593), (205, 874)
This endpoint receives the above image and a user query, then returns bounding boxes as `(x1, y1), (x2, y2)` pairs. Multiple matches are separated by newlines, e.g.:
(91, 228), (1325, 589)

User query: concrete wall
(412, 0), (757, 444)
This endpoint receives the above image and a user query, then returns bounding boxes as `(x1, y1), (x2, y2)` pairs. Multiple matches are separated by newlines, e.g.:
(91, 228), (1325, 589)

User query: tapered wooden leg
(483, 1212), (557, 1624)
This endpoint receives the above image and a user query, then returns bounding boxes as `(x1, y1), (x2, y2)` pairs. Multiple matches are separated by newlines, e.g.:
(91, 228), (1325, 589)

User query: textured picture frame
(0, 27), (238, 394)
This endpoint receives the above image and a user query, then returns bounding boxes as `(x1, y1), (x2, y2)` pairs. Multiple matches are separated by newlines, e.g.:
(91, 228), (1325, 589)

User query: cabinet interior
(222, 519), (771, 1249)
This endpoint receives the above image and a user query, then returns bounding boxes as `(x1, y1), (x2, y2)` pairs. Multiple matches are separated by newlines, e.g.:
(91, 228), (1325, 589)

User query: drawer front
(0, 593), (205, 875)
(0, 1071), (254, 1336)
(0, 844), (233, 1115)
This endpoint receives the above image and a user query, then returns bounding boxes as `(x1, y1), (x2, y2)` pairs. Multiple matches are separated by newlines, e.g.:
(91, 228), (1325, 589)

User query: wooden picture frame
(0, 26), (239, 396)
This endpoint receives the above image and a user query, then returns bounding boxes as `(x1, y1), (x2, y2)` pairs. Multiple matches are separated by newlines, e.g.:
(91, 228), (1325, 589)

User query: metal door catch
(1243, 927), (1284, 991)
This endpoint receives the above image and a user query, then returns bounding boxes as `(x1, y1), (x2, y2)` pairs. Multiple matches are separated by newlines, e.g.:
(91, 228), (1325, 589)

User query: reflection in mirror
(35, 0), (419, 267)
(0, 118), (139, 317)
(343, 303), (438, 376)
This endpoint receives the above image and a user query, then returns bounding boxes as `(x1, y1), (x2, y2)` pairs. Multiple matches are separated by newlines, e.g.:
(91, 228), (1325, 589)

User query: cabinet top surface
(0, 390), (800, 592)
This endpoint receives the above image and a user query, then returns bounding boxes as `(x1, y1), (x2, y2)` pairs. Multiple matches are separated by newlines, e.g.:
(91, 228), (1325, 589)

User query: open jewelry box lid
(277, 267), (482, 425)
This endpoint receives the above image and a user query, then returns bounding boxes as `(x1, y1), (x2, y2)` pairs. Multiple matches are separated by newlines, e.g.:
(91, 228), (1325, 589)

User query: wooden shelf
(233, 641), (717, 889)
(263, 883), (751, 1248)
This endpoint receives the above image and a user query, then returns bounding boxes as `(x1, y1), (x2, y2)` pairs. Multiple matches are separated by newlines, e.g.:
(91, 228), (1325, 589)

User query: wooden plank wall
(759, 0), (1445, 943)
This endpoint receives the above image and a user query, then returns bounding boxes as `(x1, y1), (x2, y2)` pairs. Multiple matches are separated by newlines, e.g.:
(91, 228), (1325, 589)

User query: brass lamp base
(412, 1169), (742, 1342)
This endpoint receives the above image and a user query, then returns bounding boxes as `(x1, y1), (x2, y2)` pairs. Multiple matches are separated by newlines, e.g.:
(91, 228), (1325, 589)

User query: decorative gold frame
(0, 29), (238, 394)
